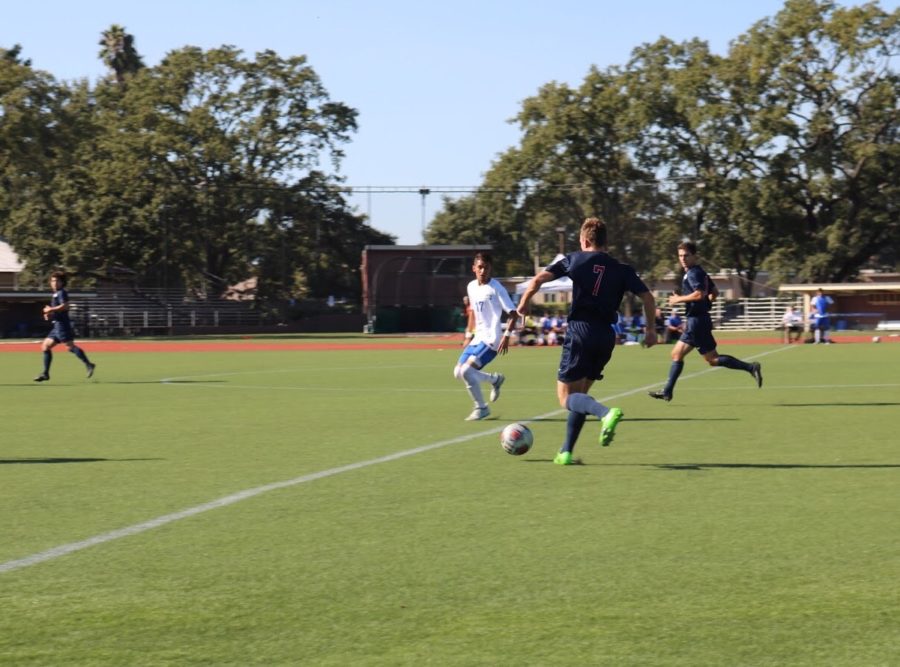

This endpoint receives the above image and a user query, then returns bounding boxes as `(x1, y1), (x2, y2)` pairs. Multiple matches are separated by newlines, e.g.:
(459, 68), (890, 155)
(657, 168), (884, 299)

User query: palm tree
(98, 24), (144, 86)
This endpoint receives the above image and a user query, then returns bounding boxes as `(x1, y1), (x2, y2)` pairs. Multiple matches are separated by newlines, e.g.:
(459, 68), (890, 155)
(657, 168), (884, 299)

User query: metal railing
(71, 287), (261, 336)
(714, 297), (804, 331)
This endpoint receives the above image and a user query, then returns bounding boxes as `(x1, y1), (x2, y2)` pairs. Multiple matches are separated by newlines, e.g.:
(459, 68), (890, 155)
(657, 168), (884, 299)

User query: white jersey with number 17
(467, 278), (516, 350)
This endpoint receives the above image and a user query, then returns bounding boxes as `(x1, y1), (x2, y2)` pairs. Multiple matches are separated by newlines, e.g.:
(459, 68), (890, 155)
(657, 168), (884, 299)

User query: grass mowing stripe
(0, 345), (792, 576)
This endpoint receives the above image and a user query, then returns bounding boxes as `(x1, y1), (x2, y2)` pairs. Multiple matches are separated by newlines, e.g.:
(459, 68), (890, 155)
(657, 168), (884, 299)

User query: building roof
(0, 240), (25, 272)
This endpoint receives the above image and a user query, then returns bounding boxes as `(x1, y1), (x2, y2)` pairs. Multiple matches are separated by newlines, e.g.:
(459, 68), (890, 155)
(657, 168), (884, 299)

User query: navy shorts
(557, 320), (616, 383)
(681, 315), (717, 354)
(48, 322), (76, 343)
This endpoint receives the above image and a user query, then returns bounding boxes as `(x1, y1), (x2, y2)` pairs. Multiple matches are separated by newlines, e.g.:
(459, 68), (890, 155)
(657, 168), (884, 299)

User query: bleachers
(711, 297), (884, 331)
(74, 286), (261, 336)
(715, 297), (803, 331)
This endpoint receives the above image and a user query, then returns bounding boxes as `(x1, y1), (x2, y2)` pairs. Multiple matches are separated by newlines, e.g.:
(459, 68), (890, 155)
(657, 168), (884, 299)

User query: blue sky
(4, 1), (892, 245)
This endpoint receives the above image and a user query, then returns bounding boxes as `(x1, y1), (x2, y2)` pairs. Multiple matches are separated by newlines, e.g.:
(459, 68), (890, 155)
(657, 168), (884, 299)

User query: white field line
(0, 346), (793, 575)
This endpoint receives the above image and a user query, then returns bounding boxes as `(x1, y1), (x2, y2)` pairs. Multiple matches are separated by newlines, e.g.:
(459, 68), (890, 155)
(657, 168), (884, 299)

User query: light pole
(419, 188), (431, 243)
(555, 226), (566, 255)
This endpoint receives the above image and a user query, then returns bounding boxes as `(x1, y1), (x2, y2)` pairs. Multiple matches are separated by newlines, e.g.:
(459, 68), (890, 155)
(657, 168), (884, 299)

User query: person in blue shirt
(34, 271), (96, 382)
(649, 242), (761, 402)
(613, 312), (627, 344)
(664, 309), (684, 343)
(501, 217), (657, 465)
(812, 288), (834, 344)
(629, 312), (646, 343)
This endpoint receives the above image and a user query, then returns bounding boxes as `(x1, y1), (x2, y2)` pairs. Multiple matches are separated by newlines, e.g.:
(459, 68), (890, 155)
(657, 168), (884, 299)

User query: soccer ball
(500, 423), (534, 456)
(872, 336), (881, 343)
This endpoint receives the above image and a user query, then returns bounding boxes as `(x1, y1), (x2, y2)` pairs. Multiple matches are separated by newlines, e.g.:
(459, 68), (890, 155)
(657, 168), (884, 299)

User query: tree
(98, 25), (144, 86)
(1, 44), (31, 66)
(428, 0), (898, 293)
(733, 0), (900, 282)
(0, 51), (95, 284)
(1, 39), (392, 308)
(428, 66), (670, 278)
(111, 45), (365, 296)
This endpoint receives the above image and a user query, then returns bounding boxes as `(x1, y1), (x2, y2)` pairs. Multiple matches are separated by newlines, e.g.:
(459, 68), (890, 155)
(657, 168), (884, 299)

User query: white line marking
(0, 346), (794, 575)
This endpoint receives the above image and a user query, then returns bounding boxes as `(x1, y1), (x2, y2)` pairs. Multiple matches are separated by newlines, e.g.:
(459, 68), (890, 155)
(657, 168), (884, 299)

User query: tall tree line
(0, 27), (393, 309)
(427, 0), (898, 295)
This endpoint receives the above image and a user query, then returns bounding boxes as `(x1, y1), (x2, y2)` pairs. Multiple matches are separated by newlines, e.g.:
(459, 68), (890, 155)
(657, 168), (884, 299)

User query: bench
(875, 321), (900, 331)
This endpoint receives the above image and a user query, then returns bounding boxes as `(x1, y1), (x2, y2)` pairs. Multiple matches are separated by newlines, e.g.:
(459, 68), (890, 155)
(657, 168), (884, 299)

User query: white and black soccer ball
(872, 335), (881, 343)
(500, 423), (534, 456)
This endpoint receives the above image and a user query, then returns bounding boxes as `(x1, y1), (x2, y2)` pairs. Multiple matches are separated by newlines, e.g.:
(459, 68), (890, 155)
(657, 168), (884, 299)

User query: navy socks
(664, 360), (684, 395)
(716, 354), (751, 372)
(69, 345), (91, 365)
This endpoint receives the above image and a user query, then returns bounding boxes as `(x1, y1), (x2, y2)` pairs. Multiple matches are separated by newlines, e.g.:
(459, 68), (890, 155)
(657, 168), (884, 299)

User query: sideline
(0, 346), (794, 575)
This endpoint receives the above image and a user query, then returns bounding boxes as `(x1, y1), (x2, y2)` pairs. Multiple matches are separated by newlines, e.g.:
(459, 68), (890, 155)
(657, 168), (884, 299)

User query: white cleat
(489, 374), (505, 402)
(465, 406), (490, 421)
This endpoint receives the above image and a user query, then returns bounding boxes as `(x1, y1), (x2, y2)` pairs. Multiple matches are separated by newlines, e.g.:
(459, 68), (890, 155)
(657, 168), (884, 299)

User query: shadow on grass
(776, 402), (900, 407)
(159, 380), (227, 384)
(526, 460), (900, 469)
(651, 462), (900, 471)
(75, 380), (228, 385)
(0, 457), (163, 465)
(528, 417), (738, 423)
(5, 380), (228, 386)
(524, 458), (588, 466)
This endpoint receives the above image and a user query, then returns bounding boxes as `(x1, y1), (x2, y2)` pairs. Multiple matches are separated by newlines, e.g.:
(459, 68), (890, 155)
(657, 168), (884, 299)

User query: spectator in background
(664, 309), (684, 344)
(539, 313), (553, 345)
(812, 288), (834, 344)
(613, 312), (628, 345)
(630, 312), (646, 343)
(654, 308), (666, 339)
(782, 305), (803, 344)
(549, 313), (567, 345)
(518, 313), (539, 345)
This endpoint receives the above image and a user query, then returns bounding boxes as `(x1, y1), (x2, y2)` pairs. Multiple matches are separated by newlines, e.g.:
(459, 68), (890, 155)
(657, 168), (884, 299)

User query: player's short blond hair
(580, 217), (607, 248)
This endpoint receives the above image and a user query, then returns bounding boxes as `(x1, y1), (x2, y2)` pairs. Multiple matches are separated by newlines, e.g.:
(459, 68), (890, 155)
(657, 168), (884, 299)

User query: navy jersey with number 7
(546, 251), (649, 325)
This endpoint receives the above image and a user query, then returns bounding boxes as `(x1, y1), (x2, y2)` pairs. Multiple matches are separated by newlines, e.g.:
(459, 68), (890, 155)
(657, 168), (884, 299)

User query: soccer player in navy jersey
(33, 271), (96, 382)
(500, 217), (657, 465)
(648, 242), (760, 402)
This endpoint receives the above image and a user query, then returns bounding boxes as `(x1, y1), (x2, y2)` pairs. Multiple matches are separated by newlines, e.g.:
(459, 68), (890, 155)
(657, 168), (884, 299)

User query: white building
(0, 239), (25, 289)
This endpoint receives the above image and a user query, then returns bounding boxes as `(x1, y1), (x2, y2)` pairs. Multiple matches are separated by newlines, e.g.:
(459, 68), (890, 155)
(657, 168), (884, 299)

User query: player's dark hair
(50, 270), (67, 286)
(677, 241), (698, 255)
(473, 252), (493, 265)
(581, 217), (607, 248)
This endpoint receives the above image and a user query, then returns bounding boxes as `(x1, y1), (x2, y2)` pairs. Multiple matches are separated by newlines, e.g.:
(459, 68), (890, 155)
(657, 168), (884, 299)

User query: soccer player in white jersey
(453, 252), (518, 421)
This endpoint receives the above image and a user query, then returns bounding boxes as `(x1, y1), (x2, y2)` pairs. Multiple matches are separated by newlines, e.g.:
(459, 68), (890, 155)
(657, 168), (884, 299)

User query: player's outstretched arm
(498, 311), (520, 355)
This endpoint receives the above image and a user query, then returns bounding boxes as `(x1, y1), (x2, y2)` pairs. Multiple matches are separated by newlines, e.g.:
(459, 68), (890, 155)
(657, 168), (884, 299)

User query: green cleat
(553, 451), (574, 466)
(599, 408), (624, 447)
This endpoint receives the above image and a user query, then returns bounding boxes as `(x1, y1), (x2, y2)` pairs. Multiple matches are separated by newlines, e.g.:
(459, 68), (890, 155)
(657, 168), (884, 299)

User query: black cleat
(86, 363), (96, 379)
(648, 390), (672, 402)
(750, 362), (763, 388)
(33, 373), (50, 382)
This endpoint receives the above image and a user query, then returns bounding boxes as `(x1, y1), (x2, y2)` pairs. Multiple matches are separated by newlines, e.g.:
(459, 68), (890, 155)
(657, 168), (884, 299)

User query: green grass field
(1, 338), (899, 666)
